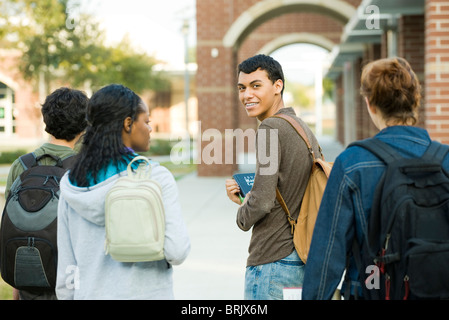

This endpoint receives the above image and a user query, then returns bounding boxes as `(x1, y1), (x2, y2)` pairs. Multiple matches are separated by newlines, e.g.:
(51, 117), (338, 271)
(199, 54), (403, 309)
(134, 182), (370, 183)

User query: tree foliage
(286, 80), (312, 108)
(0, 0), (169, 94)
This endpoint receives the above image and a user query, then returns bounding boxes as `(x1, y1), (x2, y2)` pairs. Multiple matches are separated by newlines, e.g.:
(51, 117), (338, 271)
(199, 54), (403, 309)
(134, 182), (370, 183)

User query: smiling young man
(225, 54), (322, 300)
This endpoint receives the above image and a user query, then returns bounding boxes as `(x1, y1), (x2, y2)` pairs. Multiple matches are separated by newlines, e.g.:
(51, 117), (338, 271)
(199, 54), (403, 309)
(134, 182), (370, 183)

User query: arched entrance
(223, 0), (355, 49)
(271, 43), (331, 135)
(257, 32), (335, 54)
(196, 0), (358, 176)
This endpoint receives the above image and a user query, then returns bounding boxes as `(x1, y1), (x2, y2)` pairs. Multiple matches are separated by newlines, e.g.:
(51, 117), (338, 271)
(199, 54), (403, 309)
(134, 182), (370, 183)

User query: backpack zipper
(4, 236), (57, 268)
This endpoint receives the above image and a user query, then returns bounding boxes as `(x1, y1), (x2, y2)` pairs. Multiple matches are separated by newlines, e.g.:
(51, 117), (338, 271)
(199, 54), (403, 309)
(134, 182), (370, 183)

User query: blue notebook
(232, 173), (255, 198)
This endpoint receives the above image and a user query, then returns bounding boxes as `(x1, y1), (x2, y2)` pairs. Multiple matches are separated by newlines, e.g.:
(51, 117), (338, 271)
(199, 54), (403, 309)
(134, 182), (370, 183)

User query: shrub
(0, 150), (27, 164)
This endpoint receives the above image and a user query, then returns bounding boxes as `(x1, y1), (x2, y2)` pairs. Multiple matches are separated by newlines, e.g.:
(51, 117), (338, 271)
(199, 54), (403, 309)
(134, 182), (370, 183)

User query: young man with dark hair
(226, 54), (321, 300)
(4, 87), (89, 300)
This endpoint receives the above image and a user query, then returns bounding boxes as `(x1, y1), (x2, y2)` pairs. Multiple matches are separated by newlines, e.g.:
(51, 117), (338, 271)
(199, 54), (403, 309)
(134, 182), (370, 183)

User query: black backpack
(0, 152), (75, 291)
(347, 138), (449, 300)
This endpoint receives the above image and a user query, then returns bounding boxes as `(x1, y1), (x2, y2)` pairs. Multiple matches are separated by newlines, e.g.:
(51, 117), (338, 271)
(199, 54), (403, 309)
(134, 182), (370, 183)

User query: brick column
(425, 0), (449, 143)
(196, 0), (239, 176)
(398, 15), (426, 127)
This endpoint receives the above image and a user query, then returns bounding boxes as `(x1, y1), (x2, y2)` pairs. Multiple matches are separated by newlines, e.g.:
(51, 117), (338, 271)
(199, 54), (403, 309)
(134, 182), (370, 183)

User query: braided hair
(69, 84), (144, 187)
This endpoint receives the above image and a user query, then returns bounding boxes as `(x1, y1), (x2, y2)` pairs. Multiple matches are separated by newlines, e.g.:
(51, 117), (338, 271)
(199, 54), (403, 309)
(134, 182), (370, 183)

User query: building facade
(196, 0), (449, 176)
(0, 48), (197, 150)
(0, 49), (42, 148)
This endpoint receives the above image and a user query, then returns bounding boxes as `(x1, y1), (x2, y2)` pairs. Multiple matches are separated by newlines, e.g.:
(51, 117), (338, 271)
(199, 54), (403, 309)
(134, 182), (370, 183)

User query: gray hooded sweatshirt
(55, 161), (190, 300)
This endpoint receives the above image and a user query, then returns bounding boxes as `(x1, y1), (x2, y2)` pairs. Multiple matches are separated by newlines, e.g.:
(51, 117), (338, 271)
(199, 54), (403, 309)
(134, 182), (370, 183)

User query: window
(0, 82), (16, 136)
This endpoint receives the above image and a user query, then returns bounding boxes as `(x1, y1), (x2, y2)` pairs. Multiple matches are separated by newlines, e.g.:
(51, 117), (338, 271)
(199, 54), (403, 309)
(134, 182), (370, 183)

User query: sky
(79, 0), (196, 68)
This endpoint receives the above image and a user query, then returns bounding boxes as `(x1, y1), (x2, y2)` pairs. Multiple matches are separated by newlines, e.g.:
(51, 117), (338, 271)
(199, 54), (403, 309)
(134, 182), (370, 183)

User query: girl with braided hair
(56, 84), (190, 300)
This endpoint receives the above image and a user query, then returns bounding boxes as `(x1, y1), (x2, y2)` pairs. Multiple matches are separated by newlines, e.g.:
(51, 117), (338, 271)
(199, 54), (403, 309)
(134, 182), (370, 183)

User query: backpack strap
(421, 141), (449, 163)
(271, 114), (317, 233)
(61, 154), (77, 170)
(276, 187), (296, 234)
(348, 138), (402, 164)
(272, 113), (323, 160)
(36, 154), (64, 167)
(19, 153), (76, 170)
(351, 138), (449, 165)
(19, 152), (38, 170)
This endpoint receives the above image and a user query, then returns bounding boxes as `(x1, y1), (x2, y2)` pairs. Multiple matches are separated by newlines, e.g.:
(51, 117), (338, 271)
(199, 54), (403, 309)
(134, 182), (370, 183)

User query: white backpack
(104, 156), (165, 262)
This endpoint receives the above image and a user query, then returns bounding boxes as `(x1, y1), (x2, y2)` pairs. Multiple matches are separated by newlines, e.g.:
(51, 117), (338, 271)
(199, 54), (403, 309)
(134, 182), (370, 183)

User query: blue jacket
(302, 126), (449, 300)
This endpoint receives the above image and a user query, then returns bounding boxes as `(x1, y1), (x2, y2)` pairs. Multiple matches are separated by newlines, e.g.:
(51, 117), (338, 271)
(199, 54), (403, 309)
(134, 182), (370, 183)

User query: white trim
(223, 0), (356, 48)
(258, 32), (335, 54)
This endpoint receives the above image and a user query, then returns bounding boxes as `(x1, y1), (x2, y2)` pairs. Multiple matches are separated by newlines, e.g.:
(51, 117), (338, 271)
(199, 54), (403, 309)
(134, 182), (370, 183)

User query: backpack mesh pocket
(14, 245), (50, 288)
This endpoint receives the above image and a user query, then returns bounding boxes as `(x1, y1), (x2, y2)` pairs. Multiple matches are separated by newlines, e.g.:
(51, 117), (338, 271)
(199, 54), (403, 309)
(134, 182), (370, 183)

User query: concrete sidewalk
(172, 135), (345, 300)
(172, 173), (251, 300)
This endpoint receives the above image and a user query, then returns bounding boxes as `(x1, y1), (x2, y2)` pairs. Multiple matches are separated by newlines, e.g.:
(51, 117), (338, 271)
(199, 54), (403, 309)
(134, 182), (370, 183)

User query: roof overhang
(325, 43), (366, 80)
(325, 0), (425, 79)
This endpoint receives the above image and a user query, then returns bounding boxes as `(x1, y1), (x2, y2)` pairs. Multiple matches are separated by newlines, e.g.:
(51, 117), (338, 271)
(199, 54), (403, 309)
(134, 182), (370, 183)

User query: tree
(286, 80), (312, 109)
(96, 36), (170, 93)
(0, 0), (168, 95)
(1, 0), (75, 93)
(322, 77), (335, 101)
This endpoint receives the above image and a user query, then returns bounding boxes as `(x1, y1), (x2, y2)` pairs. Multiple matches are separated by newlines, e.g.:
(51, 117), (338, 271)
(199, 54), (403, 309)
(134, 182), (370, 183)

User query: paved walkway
(172, 135), (345, 300)
(173, 173), (251, 299)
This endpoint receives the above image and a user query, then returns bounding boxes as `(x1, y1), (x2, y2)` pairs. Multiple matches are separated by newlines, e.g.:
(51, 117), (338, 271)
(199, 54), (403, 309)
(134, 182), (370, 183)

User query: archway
(196, 0), (358, 176)
(258, 32), (335, 54)
(223, 0), (356, 49)
(269, 43), (332, 138)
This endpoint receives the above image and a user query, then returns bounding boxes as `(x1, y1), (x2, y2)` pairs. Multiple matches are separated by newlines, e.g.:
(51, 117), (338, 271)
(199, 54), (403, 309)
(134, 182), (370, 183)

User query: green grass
(161, 162), (196, 180)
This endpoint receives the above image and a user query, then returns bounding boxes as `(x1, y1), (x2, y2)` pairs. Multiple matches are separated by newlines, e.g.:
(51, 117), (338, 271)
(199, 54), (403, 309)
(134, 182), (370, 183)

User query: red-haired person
(302, 57), (449, 300)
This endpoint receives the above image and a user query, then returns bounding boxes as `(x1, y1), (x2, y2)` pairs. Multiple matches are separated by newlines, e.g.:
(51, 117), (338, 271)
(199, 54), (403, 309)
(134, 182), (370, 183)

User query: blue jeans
(244, 250), (304, 300)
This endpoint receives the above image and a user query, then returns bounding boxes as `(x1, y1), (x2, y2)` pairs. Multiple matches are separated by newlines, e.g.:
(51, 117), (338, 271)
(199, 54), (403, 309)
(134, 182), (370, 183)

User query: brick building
(0, 49), (42, 148)
(196, 0), (449, 176)
(0, 48), (196, 150)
